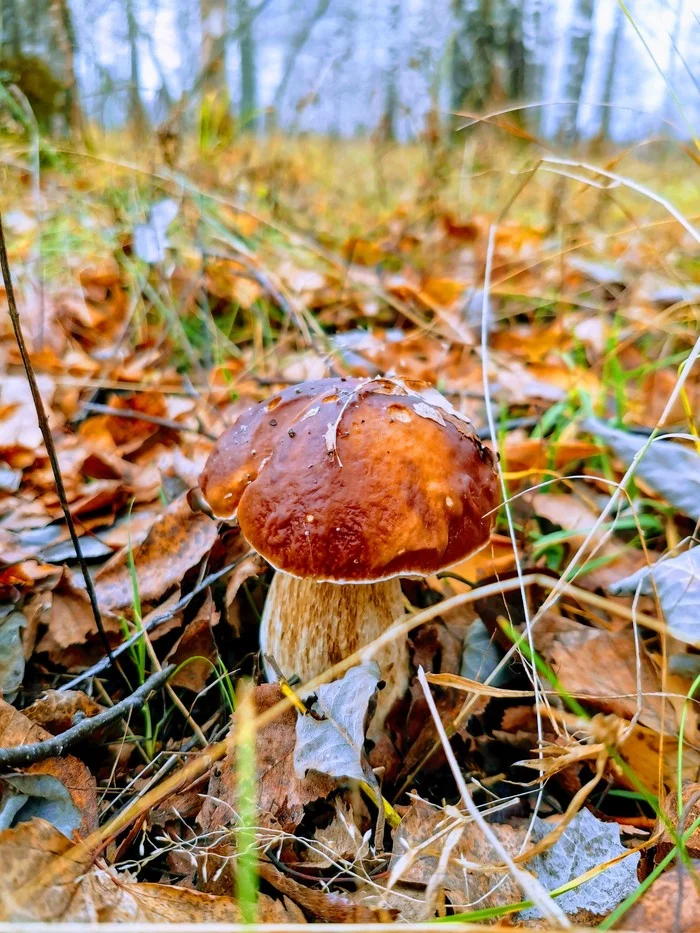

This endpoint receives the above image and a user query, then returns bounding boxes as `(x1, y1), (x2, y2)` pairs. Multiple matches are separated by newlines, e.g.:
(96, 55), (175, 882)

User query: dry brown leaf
(0, 699), (98, 834)
(166, 589), (220, 692)
(95, 494), (217, 611)
(535, 619), (674, 735)
(23, 690), (104, 735)
(389, 800), (524, 918)
(530, 492), (645, 589)
(614, 863), (700, 932)
(655, 782), (700, 862)
(199, 683), (336, 835)
(0, 374), (55, 455)
(35, 572), (122, 666)
(258, 859), (396, 923)
(0, 819), (253, 922)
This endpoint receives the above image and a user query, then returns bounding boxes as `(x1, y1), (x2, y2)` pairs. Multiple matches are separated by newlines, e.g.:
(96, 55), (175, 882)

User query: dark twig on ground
(78, 401), (217, 440)
(0, 209), (130, 690)
(59, 556), (252, 691)
(0, 665), (175, 768)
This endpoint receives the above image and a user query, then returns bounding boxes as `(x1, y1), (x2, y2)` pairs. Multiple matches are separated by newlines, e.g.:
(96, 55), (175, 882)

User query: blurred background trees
(0, 0), (698, 146)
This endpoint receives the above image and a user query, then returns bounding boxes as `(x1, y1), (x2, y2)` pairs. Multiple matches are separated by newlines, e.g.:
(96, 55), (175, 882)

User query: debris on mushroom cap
(198, 376), (500, 582)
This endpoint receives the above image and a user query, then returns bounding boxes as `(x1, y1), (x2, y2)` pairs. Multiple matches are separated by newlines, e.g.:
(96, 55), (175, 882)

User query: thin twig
(0, 666), (175, 768)
(58, 557), (250, 691)
(0, 209), (129, 689)
(79, 401), (216, 440)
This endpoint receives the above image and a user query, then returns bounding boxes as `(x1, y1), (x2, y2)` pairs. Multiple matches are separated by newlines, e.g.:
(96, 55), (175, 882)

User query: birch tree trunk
(236, 0), (257, 128)
(559, 0), (595, 142)
(125, 0), (149, 134)
(599, 2), (623, 139)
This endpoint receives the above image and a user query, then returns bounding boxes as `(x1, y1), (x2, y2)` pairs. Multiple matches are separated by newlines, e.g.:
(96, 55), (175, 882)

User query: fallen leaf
(0, 698), (97, 834)
(530, 492), (644, 589)
(133, 198), (179, 264)
(94, 494), (217, 611)
(23, 690), (104, 735)
(199, 684), (336, 835)
(613, 863), (700, 932)
(585, 417), (700, 522)
(0, 611), (25, 699)
(258, 859), (395, 923)
(0, 818), (255, 922)
(536, 620), (674, 735)
(519, 809), (640, 920)
(609, 547), (700, 647)
(0, 773), (82, 837)
(166, 590), (219, 692)
(295, 663), (380, 783)
(0, 374), (55, 456)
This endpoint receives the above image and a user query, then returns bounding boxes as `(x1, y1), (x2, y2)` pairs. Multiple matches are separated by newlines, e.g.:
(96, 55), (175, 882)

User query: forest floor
(0, 129), (699, 929)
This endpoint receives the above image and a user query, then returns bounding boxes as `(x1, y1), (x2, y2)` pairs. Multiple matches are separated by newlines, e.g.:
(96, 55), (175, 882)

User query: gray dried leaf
(521, 809), (640, 919)
(133, 199), (179, 264)
(460, 619), (507, 686)
(584, 417), (700, 521)
(0, 774), (81, 837)
(294, 663), (380, 782)
(0, 612), (25, 700)
(609, 547), (700, 646)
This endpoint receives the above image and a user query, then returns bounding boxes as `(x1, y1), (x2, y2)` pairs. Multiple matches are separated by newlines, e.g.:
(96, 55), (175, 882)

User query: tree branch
(0, 666), (175, 768)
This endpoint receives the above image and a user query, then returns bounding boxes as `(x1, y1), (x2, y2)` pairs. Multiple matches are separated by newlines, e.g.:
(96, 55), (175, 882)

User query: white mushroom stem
(260, 572), (409, 729)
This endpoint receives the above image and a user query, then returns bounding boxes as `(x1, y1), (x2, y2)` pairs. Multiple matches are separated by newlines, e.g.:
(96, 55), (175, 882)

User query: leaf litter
(0, 132), (698, 927)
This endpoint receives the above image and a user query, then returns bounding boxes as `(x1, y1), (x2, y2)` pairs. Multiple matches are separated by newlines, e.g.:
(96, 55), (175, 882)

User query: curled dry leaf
(23, 690), (104, 736)
(294, 663), (381, 783)
(94, 494), (217, 611)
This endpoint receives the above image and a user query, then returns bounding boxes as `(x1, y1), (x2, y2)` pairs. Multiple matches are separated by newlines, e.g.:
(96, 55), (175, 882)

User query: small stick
(0, 209), (130, 689)
(0, 665), (175, 768)
(79, 401), (216, 440)
(59, 557), (250, 691)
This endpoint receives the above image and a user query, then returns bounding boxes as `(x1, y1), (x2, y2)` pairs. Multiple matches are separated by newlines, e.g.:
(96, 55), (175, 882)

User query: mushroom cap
(198, 377), (500, 582)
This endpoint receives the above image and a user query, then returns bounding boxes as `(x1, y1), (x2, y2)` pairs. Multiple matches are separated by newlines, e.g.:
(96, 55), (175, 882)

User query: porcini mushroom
(198, 376), (500, 724)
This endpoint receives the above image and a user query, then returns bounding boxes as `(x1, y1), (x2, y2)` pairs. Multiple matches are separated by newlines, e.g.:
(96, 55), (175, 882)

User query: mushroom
(197, 376), (500, 725)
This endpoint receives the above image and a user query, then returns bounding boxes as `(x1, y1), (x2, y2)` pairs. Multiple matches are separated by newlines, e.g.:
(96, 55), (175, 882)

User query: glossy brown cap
(198, 377), (500, 582)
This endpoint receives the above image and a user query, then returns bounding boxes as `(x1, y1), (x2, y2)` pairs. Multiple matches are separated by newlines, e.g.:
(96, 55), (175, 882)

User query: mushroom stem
(260, 572), (409, 727)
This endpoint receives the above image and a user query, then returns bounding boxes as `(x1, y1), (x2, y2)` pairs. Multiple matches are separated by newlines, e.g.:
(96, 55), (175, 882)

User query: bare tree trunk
(200, 0), (227, 93)
(383, 0), (401, 140)
(558, 0), (595, 143)
(126, 0), (149, 134)
(660, 0), (684, 132)
(599, 2), (623, 140)
(236, 0), (257, 128)
(273, 0), (331, 108)
(1, 0), (22, 57)
(451, 0), (494, 117)
(52, 0), (89, 142)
